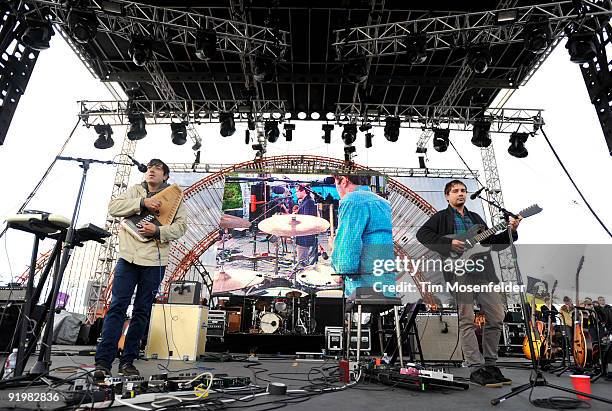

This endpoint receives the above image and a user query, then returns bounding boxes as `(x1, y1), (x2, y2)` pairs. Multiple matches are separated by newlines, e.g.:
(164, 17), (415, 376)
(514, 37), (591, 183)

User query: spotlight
(346, 57), (368, 84)
(344, 145), (356, 162)
(247, 114), (256, 131)
(219, 112), (236, 137)
(265, 121), (280, 142)
(471, 119), (492, 147)
(495, 9), (518, 24)
(432, 128), (450, 152)
(322, 124), (334, 144)
(195, 29), (217, 60)
(171, 122), (187, 145)
(192, 140), (202, 151)
(254, 56), (274, 83)
(405, 33), (427, 64)
(384, 117), (400, 142)
(467, 47), (492, 74)
(127, 112), (147, 141)
(283, 123), (295, 141)
(508, 132), (529, 158)
(21, 19), (54, 50)
(365, 132), (373, 148)
(566, 31), (597, 63)
(523, 21), (551, 54)
(341, 123), (357, 145)
(68, 9), (98, 44)
(93, 124), (114, 149)
(245, 129), (251, 144)
(128, 38), (152, 67)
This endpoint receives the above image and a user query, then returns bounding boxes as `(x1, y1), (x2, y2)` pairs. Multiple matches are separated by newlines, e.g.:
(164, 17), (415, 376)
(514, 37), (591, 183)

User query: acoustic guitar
(541, 280), (561, 363)
(572, 256), (594, 368)
(523, 293), (545, 360)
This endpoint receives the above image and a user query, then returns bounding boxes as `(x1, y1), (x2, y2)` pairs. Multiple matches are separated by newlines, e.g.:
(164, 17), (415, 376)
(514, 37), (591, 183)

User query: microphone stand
(474, 194), (612, 406)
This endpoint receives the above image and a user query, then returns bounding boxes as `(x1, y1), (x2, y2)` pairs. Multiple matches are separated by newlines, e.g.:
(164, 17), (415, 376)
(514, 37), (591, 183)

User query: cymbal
(212, 269), (264, 294)
(285, 291), (303, 298)
(255, 299), (271, 311)
(258, 214), (330, 237)
(220, 214), (251, 229)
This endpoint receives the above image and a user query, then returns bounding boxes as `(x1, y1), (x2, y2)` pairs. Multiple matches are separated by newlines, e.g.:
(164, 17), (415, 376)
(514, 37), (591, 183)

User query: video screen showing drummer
(295, 184), (319, 266)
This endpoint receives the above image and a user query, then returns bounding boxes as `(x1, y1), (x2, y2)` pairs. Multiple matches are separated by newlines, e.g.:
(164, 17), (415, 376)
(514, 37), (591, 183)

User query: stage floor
(1, 346), (611, 410)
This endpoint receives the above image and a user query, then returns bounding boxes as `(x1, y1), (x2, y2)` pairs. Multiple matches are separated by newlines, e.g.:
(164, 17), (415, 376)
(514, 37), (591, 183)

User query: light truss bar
(334, 1), (612, 58)
(79, 99), (288, 126)
(334, 103), (544, 134)
(23, 0), (290, 59)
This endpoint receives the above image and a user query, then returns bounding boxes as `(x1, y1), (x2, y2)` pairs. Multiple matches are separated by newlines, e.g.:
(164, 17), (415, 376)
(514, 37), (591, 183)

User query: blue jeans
(95, 258), (164, 368)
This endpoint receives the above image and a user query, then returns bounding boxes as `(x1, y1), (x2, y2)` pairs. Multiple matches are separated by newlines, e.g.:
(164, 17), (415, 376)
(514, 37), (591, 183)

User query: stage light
(265, 121), (280, 142)
(405, 33), (427, 64)
(192, 140), (202, 151)
(418, 156), (426, 169)
(219, 112), (236, 137)
(344, 145), (356, 162)
(254, 56), (274, 83)
(365, 132), (373, 148)
(384, 117), (400, 142)
(283, 123), (295, 141)
(93, 124), (114, 149)
(68, 9), (98, 44)
(467, 47), (492, 74)
(322, 124), (334, 144)
(432, 128), (450, 152)
(341, 123), (357, 145)
(127, 112), (147, 141)
(471, 120), (492, 148)
(566, 31), (597, 63)
(245, 129), (251, 144)
(171, 122), (187, 145)
(21, 19), (54, 50)
(310, 112), (320, 120)
(508, 132), (529, 158)
(495, 9), (518, 24)
(128, 38), (152, 67)
(195, 29), (217, 60)
(523, 21), (551, 54)
(346, 57), (368, 84)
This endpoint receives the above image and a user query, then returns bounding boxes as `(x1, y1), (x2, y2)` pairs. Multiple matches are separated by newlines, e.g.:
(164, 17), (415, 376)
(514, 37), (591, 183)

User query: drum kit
(213, 213), (339, 335)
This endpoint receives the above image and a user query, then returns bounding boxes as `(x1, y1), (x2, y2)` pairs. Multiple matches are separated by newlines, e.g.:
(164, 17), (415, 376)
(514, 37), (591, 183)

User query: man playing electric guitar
(417, 179), (520, 387)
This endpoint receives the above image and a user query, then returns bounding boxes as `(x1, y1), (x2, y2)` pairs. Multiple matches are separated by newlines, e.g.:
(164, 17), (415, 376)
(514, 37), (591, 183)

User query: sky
(0, 35), (610, 299)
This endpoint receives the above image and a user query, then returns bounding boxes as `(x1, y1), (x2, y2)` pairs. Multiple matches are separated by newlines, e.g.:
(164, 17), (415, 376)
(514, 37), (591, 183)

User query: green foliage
(223, 182), (243, 210)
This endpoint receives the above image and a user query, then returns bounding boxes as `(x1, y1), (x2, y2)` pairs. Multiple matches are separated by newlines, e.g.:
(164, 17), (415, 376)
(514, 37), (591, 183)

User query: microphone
(470, 186), (486, 200)
(127, 155), (148, 173)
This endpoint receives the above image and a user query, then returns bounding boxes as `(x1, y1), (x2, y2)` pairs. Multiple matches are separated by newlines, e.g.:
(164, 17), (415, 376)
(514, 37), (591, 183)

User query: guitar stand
(472, 195), (612, 407)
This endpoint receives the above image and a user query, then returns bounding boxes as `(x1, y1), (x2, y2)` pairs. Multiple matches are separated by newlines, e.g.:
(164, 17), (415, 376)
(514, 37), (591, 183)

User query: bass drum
(260, 312), (282, 334)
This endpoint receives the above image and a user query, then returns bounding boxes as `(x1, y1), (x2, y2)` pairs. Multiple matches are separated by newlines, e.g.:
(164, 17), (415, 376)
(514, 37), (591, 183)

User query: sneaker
(485, 366), (512, 385)
(93, 363), (111, 381)
(470, 367), (503, 388)
(118, 362), (140, 377)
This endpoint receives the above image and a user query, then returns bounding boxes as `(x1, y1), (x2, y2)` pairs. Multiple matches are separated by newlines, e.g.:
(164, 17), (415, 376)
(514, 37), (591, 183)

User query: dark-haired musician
(416, 179), (520, 387)
(94, 159), (187, 380)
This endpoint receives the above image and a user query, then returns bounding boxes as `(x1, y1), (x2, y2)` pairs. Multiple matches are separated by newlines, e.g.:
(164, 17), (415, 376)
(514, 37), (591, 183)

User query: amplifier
(168, 281), (201, 305)
(325, 327), (343, 351)
(0, 286), (26, 302)
(415, 313), (463, 362)
(207, 310), (226, 338)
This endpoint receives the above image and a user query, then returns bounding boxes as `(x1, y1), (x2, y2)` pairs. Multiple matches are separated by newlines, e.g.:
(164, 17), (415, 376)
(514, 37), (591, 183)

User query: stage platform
(1, 346), (611, 410)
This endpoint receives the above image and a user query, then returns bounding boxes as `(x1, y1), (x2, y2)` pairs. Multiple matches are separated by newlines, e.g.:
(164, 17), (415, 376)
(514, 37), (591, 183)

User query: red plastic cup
(570, 375), (592, 400)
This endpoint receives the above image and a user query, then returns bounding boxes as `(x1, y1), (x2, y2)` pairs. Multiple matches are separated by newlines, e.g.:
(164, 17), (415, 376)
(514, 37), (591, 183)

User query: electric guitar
(443, 204), (542, 262)
(541, 280), (560, 362)
(572, 256), (594, 368)
(523, 294), (545, 360)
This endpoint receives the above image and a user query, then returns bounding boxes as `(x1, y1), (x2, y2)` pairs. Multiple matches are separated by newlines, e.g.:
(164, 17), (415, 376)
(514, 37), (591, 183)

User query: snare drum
(296, 264), (342, 292)
(259, 312), (282, 334)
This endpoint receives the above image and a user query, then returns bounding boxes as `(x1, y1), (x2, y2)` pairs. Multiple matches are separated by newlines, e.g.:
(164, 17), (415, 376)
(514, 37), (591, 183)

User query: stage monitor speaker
(145, 304), (208, 361)
(168, 281), (201, 305)
(415, 313), (463, 362)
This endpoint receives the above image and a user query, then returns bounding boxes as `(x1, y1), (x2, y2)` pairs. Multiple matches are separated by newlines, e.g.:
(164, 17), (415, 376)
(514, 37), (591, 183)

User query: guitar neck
(471, 221), (508, 243)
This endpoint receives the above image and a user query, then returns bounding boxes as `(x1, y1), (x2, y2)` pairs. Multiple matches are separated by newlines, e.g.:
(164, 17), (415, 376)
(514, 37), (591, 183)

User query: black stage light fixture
(245, 129), (251, 144)
(195, 29), (217, 60)
(341, 123), (357, 145)
(467, 47), (492, 74)
(265, 121), (280, 142)
(508, 132), (529, 158)
(365, 132), (373, 148)
(171, 122), (187, 145)
(219, 112), (236, 137)
(566, 31), (597, 63)
(322, 124), (334, 144)
(418, 155), (426, 169)
(128, 38), (152, 67)
(346, 57), (368, 84)
(471, 119), (492, 148)
(254, 56), (274, 83)
(192, 140), (202, 151)
(127, 112), (147, 141)
(495, 9), (518, 24)
(405, 33), (427, 64)
(247, 113), (256, 131)
(523, 21), (551, 54)
(21, 19), (54, 50)
(93, 124), (114, 149)
(384, 117), (401, 142)
(283, 123), (295, 141)
(68, 9), (98, 44)
(432, 128), (450, 152)
(344, 145), (356, 162)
